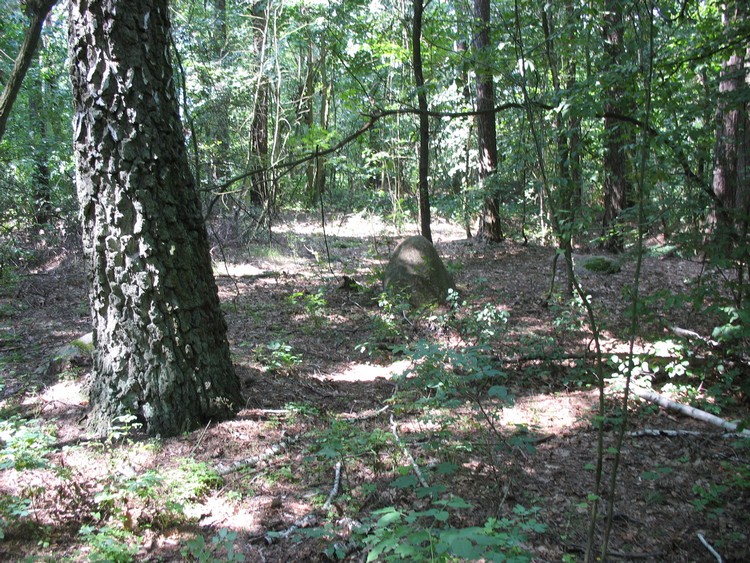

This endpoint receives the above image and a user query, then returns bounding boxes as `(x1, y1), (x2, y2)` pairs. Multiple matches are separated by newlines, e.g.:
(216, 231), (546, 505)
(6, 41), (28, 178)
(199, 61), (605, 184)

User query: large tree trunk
(473, 0), (502, 242)
(69, 0), (242, 437)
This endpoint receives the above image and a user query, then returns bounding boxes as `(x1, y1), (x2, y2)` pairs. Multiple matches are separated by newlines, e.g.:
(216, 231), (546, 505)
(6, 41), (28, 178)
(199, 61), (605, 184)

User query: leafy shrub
(0, 416), (56, 470)
(355, 486), (543, 562)
(254, 341), (301, 374)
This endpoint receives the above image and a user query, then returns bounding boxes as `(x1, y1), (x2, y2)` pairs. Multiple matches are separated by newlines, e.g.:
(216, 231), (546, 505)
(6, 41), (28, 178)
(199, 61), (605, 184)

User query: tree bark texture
(69, 0), (242, 436)
(249, 0), (270, 206)
(0, 0), (57, 143)
(473, 0), (502, 242)
(600, 0), (632, 253)
(412, 0), (432, 243)
(711, 0), (749, 253)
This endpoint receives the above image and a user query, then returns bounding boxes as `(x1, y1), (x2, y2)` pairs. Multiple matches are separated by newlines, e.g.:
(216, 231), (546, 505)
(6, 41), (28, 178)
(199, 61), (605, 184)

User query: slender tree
(711, 0), (749, 258)
(473, 0), (502, 241)
(249, 0), (270, 206)
(29, 51), (53, 225)
(412, 0), (432, 242)
(600, 0), (633, 252)
(69, 0), (243, 437)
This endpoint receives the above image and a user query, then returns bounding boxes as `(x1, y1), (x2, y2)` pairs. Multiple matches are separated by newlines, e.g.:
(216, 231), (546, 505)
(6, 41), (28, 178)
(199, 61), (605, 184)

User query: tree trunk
(249, 0), (270, 206)
(600, 0), (632, 253)
(0, 0), (57, 143)
(412, 0), (432, 242)
(710, 0), (749, 256)
(208, 0), (231, 185)
(69, 0), (243, 437)
(473, 0), (502, 241)
(29, 55), (53, 226)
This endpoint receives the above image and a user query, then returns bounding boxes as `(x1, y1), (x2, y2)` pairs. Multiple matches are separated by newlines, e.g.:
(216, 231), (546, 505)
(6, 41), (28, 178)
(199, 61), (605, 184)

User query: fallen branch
(322, 461), (343, 511)
(667, 325), (717, 347)
(262, 460), (344, 544)
(390, 414), (429, 488)
(215, 434), (294, 475)
(697, 532), (723, 563)
(627, 428), (748, 439)
(339, 405), (390, 422)
(632, 388), (750, 438)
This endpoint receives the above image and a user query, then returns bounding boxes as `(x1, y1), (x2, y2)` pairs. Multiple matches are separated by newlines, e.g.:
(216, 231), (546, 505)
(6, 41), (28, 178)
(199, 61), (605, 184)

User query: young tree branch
(0, 0), (58, 143)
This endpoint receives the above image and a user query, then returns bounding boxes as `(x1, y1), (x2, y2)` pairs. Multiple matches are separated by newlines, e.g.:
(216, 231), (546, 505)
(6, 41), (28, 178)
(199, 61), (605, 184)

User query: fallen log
(632, 388), (750, 438)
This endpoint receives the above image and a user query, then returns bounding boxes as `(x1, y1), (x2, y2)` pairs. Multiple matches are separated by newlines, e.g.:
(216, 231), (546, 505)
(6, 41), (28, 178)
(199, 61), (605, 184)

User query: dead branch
(215, 434), (294, 475)
(627, 428), (748, 439)
(697, 532), (723, 563)
(390, 414), (429, 488)
(666, 325), (717, 347)
(632, 388), (750, 438)
(322, 461), (343, 511)
(262, 460), (344, 545)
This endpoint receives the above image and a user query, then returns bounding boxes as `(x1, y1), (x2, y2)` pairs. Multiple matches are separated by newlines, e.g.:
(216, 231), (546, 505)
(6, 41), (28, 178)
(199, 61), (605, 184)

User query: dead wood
(632, 387), (750, 438)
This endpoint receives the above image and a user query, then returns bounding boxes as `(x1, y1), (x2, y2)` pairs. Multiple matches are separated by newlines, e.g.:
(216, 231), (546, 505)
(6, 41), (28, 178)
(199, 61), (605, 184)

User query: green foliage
(254, 341), (301, 374)
(356, 491), (542, 562)
(550, 292), (589, 335)
(168, 459), (224, 505)
(288, 289), (328, 329)
(691, 458), (750, 520)
(308, 419), (392, 463)
(0, 416), (56, 470)
(394, 337), (508, 411)
(0, 494), (31, 540)
(181, 528), (245, 562)
(712, 305), (750, 352)
(79, 524), (138, 563)
(357, 291), (411, 355)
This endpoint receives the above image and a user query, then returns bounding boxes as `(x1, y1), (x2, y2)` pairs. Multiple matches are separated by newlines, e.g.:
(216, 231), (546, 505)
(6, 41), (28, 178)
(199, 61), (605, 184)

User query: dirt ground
(1, 212), (748, 562)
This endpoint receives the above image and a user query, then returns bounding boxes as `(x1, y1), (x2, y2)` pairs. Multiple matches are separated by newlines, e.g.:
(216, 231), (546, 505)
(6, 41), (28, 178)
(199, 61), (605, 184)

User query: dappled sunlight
(322, 359), (411, 382)
(501, 390), (597, 434)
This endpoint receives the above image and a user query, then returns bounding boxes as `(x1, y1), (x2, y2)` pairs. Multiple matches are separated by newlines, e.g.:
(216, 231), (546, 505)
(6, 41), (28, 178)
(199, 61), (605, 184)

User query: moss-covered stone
(580, 255), (621, 274)
(384, 236), (454, 306)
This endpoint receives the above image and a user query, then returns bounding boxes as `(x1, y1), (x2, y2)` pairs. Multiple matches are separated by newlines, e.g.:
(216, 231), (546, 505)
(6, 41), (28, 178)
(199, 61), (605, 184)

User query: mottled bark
(473, 0), (502, 241)
(69, 0), (242, 437)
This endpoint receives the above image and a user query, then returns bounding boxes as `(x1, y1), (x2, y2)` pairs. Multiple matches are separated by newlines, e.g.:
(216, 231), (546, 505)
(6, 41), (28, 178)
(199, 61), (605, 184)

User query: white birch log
(632, 388), (750, 438)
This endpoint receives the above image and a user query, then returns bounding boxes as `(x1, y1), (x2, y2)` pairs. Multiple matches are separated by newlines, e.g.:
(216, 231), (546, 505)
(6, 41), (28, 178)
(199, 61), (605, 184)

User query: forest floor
(1, 212), (748, 562)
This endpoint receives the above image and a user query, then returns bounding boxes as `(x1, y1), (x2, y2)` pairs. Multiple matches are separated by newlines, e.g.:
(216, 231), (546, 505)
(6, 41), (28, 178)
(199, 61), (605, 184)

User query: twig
(697, 533), (723, 563)
(390, 414), (429, 488)
(262, 460), (343, 545)
(189, 420), (212, 456)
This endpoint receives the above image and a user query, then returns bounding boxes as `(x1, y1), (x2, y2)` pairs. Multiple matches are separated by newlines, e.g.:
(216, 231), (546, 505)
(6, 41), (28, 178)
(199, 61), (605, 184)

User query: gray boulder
(384, 236), (454, 306)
